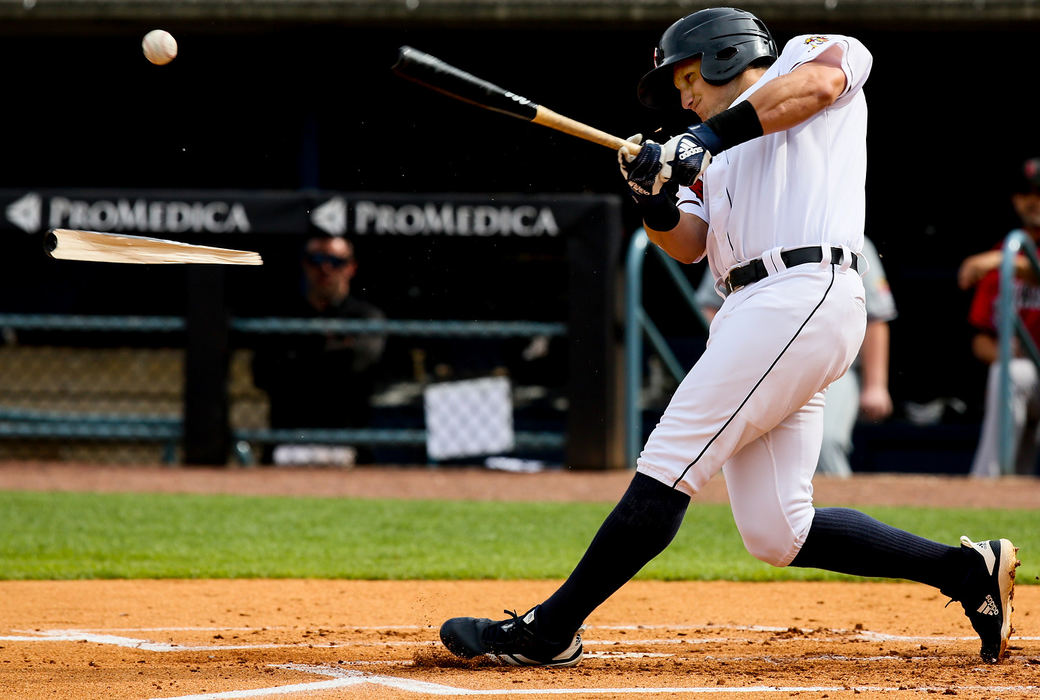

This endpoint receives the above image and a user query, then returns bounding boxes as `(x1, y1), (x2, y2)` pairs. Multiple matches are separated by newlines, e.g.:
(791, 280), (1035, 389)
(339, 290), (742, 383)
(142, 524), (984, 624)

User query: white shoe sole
(994, 538), (1020, 662)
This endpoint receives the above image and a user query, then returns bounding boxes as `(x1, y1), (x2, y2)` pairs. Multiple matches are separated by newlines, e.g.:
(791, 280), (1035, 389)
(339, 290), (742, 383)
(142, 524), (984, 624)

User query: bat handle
(43, 230), (59, 253)
(532, 106), (641, 156)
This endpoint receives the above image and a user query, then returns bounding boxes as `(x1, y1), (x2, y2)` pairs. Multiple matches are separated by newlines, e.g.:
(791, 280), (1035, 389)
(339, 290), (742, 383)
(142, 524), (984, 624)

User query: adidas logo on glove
(678, 139), (704, 161)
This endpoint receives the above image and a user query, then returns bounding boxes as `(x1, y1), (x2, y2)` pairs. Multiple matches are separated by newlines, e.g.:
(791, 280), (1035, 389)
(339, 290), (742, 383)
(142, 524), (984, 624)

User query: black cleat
(439, 606), (583, 667)
(954, 536), (1020, 663)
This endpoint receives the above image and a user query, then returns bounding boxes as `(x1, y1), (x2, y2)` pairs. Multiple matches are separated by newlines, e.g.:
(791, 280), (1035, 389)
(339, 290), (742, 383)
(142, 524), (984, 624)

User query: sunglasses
(303, 252), (353, 269)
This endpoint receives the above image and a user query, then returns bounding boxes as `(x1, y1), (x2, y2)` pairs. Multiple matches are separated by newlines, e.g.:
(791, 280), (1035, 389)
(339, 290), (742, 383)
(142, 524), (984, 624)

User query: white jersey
(676, 34), (873, 282)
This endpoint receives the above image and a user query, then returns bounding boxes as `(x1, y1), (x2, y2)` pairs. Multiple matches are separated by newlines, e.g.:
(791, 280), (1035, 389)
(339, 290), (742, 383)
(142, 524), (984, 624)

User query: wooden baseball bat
(45, 228), (263, 265)
(392, 46), (639, 156)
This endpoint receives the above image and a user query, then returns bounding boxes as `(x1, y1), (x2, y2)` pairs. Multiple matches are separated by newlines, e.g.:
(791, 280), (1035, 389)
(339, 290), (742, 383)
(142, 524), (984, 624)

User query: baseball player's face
(672, 57), (745, 121)
(1013, 191), (1040, 230)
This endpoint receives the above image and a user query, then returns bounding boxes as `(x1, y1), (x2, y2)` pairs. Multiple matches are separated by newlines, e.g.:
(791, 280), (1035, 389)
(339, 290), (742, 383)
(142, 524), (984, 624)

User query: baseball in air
(142, 29), (178, 65)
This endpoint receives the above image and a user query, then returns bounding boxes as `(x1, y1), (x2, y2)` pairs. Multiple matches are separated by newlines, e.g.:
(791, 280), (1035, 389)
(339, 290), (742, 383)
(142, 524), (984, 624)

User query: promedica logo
(5, 192), (251, 233)
(353, 201), (560, 237)
(5, 192), (42, 232)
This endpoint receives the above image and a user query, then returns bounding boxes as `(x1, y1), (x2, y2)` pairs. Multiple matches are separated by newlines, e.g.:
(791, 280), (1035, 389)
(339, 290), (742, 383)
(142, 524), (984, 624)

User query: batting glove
(618, 134), (668, 200)
(661, 123), (723, 187)
(618, 134), (680, 232)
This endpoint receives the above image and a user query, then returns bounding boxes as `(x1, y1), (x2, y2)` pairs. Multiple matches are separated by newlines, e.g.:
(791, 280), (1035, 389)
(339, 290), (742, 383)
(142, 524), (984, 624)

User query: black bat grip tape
(392, 46), (539, 121)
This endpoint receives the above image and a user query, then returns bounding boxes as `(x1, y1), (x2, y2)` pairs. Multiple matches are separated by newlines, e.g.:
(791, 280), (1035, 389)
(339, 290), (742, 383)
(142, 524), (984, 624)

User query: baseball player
(960, 157), (1040, 477)
(439, 7), (1019, 667)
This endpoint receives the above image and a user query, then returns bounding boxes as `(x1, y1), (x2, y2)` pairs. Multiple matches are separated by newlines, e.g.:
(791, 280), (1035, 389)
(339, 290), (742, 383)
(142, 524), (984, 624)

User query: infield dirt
(0, 463), (1037, 699)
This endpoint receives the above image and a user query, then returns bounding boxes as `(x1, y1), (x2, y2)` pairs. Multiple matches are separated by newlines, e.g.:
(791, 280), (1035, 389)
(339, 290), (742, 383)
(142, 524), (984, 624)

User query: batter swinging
(439, 7), (1019, 667)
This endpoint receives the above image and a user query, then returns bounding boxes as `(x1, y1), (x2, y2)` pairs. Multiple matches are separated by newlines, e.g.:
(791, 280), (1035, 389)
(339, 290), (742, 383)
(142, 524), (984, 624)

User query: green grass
(0, 490), (1036, 582)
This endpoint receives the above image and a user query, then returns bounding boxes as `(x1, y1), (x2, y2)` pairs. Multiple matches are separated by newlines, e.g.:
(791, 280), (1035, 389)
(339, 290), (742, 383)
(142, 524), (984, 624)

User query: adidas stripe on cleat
(440, 606), (584, 668)
(955, 536), (1020, 663)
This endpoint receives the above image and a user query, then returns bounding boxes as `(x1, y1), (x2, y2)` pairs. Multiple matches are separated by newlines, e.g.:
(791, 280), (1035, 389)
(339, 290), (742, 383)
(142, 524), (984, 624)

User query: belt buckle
(725, 262), (751, 294)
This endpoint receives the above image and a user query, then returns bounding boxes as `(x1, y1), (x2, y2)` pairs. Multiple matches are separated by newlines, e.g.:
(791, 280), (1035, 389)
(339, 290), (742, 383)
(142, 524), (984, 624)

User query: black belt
(724, 246), (858, 294)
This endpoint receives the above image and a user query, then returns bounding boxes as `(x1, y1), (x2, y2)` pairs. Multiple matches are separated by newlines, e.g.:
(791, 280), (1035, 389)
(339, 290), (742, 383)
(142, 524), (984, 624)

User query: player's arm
(646, 212), (708, 264)
(958, 249), (1038, 289)
(858, 319), (893, 421)
(664, 60), (848, 186)
(972, 332), (999, 364)
(617, 135), (708, 263)
(745, 62), (846, 134)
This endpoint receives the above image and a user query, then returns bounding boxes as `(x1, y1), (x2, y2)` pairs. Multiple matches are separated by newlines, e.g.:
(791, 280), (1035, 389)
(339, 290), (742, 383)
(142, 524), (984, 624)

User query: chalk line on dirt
(147, 664), (1040, 699)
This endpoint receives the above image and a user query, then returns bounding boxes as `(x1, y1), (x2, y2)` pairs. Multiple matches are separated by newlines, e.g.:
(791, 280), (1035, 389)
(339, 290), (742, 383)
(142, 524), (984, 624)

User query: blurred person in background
(959, 157), (1040, 477)
(695, 235), (896, 477)
(251, 234), (386, 465)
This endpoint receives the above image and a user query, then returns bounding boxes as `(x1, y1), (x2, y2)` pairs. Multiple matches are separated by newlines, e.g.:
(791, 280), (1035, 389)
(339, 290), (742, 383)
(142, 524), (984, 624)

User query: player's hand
(957, 251), (1002, 290)
(618, 134), (667, 200)
(958, 250), (1039, 289)
(661, 124), (723, 187)
(619, 134), (681, 232)
(859, 385), (893, 422)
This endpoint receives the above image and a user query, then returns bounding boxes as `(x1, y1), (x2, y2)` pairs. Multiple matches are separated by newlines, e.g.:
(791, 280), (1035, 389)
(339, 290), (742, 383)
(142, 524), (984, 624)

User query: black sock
(789, 507), (971, 595)
(536, 472), (690, 640)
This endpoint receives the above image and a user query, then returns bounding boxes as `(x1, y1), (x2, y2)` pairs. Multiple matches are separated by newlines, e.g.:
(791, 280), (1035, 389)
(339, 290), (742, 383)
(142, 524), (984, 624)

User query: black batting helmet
(1013, 157), (1040, 194)
(637, 7), (777, 110)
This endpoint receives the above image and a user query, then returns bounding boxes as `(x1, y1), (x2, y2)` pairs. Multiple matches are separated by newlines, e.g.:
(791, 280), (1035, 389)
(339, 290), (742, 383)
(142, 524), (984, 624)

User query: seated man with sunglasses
(251, 234), (387, 465)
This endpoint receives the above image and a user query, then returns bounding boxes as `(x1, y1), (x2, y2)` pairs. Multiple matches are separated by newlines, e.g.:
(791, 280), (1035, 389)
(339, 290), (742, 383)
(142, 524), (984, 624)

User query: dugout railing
(0, 314), (185, 463)
(996, 229), (1040, 475)
(623, 228), (711, 466)
(0, 314), (568, 465)
(229, 317), (568, 464)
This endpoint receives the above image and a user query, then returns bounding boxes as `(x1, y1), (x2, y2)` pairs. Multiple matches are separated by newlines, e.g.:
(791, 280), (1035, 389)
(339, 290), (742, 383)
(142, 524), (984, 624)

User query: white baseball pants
(815, 368), (858, 478)
(637, 264), (867, 566)
(969, 358), (1040, 477)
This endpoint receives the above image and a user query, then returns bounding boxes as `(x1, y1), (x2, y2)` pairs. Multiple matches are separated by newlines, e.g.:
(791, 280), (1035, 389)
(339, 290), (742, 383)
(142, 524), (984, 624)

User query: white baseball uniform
(694, 236), (898, 477)
(636, 34), (874, 565)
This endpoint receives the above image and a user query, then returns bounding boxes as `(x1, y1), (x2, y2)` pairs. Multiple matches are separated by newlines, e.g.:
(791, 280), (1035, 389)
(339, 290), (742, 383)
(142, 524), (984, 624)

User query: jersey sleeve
(779, 34), (872, 101)
(860, 238), (897, 322)
(676, 178), (707, 222)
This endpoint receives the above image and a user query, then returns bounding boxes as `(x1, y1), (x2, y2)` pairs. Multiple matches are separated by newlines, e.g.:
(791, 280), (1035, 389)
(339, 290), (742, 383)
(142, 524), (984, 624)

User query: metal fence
(996, 230), (1040, 474)
(230, 317), (568, 466)
(0, 316), (184, 463)
(623, 229), (711, 465)
(0, 314), (567, 466)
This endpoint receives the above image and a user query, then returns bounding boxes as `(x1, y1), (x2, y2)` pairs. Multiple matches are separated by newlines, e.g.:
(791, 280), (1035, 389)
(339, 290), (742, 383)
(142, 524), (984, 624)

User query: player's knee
(737, 520), (800, 566)
(740, 534), (794, 567)
(1009, 359), (1039, 391)
(735, 506), (814, 567)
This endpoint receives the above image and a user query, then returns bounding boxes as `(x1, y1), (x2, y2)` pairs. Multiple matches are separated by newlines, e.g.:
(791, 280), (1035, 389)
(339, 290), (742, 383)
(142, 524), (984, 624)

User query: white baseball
(142, 29), (178, 65)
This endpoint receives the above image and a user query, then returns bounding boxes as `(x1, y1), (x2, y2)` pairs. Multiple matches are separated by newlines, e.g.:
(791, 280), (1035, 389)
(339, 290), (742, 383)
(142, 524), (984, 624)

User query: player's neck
(307, 290), (349, 312)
